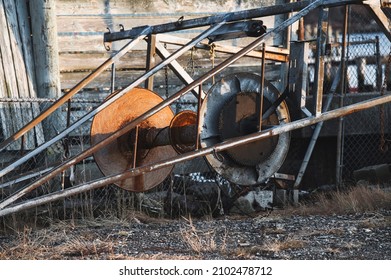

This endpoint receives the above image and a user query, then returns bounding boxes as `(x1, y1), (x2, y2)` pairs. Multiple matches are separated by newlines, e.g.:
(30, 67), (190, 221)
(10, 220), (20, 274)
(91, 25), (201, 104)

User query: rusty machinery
(0, 0), (391, 216)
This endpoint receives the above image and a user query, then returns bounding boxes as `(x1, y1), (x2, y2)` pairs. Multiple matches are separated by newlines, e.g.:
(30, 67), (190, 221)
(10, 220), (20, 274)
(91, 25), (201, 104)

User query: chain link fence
(304, 5), (391, 183)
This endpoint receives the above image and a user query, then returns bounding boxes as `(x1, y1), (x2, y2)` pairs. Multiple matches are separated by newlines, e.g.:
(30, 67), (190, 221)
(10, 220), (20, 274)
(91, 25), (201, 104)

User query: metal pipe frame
(103, 0), (364, 42)
(0, 0), (388, 214)
(0, 21), (228, 208)
(0, 31), (149, 153)
(0, 0), (369, 171)
(0, 22), (224, 181)
(294, 64), (342, 187)
(1, 92), (390, 217)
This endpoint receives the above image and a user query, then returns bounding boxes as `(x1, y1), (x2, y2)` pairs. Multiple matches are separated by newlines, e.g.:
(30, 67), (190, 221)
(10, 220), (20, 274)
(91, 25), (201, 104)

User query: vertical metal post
(375, 36), (382, 91)
(336, 5), (350, 187)
(258, 43), (266, 131)
(133, 125), (139, 168)
(111, 64), (116, 92)
(294, 65), (342, 188)
(20, 135), (25, 154)
(196, 84), (203, 150)
(313, 7), (329, 116)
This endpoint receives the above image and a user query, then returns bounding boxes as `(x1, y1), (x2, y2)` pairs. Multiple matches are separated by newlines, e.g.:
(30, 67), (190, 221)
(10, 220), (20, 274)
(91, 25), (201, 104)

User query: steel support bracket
(207, 20), (267, 43)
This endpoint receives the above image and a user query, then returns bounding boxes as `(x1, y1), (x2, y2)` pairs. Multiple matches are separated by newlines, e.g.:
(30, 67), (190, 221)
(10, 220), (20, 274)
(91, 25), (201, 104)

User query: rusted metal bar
(365, 1), (391, 42)
(132, 125), (139, 169)
(336, 5), (350, 187)
(196, 84), (203, 150)
(258, 43), (266, 130)
(0, 21), (227, 209)
(1, 92), (390, 217)
(0, 30), (149, 153)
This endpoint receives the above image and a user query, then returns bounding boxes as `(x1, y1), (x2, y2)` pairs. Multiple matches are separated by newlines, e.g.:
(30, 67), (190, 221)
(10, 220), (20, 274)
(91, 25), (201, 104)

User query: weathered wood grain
(0, 0), (24, 150)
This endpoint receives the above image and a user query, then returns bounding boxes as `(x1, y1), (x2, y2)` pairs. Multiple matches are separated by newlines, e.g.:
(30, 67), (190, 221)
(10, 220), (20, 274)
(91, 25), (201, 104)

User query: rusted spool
(199, 73), (290, 185)
(169, 110), (197, 154)
(90, 88), (177, 192)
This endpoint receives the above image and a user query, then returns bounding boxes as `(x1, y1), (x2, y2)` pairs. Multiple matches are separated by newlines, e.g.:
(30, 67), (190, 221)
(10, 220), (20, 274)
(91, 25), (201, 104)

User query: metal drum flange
(169, 110), (197, 154)
(198, 73), (290, 186)
(90, 88), (177, 192)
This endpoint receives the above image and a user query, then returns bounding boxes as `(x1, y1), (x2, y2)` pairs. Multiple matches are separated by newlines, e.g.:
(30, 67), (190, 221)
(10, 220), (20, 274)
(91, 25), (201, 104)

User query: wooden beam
(157, 34), (289, 62)
(155, 41), (206, 99)
(30, 0), (61, 141)
(145, 34), (156, 90)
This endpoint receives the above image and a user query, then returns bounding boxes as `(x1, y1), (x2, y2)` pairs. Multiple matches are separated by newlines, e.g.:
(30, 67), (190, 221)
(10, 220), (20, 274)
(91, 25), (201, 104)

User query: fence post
(336, 5), (350, 188)
(30, 0), (61, 142)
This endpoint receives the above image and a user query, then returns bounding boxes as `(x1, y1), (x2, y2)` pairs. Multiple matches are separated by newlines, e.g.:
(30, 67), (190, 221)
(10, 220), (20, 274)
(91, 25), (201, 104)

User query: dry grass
(263, 238), (305, 252)
(0, 226), (63, 259)
(290, 185), (391, 216)
(0, 218), (120, 260)
(233, 237), (306, 259)
(57, 237), (114, 258)
(180, 216), (226, 254)
(1, 184), (390, 260)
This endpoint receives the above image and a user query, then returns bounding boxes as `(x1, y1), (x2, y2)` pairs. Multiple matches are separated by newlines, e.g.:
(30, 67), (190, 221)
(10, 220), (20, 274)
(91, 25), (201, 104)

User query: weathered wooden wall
(0, 0), (44, 150)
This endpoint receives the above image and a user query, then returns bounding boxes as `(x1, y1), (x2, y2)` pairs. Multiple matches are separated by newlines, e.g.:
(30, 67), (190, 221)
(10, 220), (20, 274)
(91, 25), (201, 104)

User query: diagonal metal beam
(0, 90), (390, 217)
(0, 30), (150, 153)
(0, 23), (225, 181)
(0, 21), (228, 209)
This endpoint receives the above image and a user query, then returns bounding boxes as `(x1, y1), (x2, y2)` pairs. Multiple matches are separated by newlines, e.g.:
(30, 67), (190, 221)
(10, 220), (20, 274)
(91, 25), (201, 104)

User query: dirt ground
(0, 208), (390, 260)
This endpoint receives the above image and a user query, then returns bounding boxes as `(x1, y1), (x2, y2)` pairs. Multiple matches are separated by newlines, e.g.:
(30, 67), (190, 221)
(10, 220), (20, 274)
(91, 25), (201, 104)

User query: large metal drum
(199, 73), (290, 185)
(90, 88), (177, 192)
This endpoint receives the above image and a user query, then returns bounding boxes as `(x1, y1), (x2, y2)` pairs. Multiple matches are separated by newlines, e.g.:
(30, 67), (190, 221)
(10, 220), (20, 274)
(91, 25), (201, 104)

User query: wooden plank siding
(0, 0), (44, 150)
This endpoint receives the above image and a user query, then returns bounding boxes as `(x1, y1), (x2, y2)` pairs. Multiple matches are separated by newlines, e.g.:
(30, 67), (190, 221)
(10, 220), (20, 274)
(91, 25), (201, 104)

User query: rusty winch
(91, 73), (290, 191)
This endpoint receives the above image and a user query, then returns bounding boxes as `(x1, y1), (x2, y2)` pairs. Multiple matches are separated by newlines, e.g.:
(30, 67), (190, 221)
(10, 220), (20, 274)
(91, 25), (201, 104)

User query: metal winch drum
(199, 73), (290, 185)
(90, 88), (177, 192)
(90, 73), (290, 191)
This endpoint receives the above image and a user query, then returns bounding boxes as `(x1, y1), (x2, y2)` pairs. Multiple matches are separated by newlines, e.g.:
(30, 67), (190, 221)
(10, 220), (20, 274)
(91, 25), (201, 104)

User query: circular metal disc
(219, 92), (279, 166)
(90, 88), (177, 192)
(199, 72), (290, 186)
(169, 110), (197, 154)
